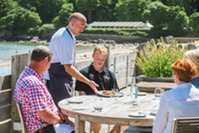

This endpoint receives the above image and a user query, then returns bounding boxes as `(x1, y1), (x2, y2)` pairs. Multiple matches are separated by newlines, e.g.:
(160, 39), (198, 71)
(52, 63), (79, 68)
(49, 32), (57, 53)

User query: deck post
(126, 55), (129, 89)
(10, 53), (31, 133)
(105, 45), (111, 70)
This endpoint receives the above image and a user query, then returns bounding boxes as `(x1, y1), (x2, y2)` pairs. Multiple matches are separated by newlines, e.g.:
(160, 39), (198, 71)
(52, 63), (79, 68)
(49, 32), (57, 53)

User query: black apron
(48, 63), (73, 106)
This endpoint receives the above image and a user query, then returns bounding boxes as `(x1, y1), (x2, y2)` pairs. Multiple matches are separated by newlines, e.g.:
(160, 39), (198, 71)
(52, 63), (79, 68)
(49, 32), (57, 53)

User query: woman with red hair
(153, 58), (199, 133)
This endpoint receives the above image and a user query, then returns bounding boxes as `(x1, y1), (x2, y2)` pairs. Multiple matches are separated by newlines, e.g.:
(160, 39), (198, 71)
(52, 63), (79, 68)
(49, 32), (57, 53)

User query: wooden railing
(0, 47), (136, 132)
(0, 75), (11, 133)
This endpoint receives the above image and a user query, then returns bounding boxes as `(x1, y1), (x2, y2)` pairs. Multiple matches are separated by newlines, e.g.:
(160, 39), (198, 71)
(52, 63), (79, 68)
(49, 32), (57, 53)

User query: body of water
(0, 42), (94, 61)
(0, 42), (38, 61)
(0, 42), (94, 76)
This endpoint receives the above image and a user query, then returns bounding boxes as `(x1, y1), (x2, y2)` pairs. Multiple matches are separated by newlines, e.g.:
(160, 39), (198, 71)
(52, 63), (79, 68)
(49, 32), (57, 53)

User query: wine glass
(154, 87), (164, 100)
(93, 97), (103, 112)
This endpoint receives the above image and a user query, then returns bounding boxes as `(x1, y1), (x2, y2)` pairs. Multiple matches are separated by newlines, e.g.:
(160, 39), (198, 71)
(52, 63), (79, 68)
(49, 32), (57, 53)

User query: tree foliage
(0, 0), (198, 37)
(114, 0), (151, 21)
(75, 0), (99, 23)
(160, 0), (199, 16)
(0, 0), (17, 18)
(39, 24), (55, 35)
(143, 1), (188, 36)
(189, 12), (199, 32)
(142, 1), (168, 30)
(15, 0), (69, 23)
(52, 3), (74, 29)
(167, 6), (189, 33)
(0, 6), (41, 35)
(94, 0), (118, 21)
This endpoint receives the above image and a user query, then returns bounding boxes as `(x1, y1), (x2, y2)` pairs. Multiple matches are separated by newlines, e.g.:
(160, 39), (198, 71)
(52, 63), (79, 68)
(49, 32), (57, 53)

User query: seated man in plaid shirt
(14, 45), (74, 133)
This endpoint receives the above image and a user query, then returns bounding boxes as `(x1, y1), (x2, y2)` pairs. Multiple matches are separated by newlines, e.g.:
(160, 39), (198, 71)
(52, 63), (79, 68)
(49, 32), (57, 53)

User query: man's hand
(59, 111), (69, 124)
(64, 64), (99, 94)
(59, 112), (74, 126)
(88, 80), (99, 94)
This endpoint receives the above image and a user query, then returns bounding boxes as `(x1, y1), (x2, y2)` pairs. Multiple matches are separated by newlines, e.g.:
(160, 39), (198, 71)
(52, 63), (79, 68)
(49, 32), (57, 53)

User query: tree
(0, 0), (17, 18)
(114, 0), (151, 21)
(94, 0), (118, 21)
(160, 0), (199, 16)
(16, 0), (69, 24)
(142, 1), (169, 30)
(142, 2), (189, 37)
(189, 12), (199, 33)
(0, 6), (42, 36)
(167, 6), (189, 33)
(75, 0), (99, 23)
(52, 3), (74, 29)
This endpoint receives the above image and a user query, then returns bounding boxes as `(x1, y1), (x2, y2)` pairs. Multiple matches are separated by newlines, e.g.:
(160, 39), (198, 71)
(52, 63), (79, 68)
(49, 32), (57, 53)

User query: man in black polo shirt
(75, 45), (119, 95)
(75, 45), (121, 133)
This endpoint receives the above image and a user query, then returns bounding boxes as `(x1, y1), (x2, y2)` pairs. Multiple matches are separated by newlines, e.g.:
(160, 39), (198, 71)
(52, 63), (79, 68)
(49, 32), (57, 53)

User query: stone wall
(76, 33), (150, 43)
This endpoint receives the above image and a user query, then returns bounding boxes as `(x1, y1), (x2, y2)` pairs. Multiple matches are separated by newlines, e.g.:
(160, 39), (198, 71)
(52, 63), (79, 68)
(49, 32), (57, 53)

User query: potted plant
(136, 37), (188, 82)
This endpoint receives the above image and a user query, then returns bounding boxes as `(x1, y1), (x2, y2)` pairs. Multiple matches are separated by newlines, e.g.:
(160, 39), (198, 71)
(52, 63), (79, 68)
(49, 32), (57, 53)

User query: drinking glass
(154, 87), (164, 100)
(130, 87), (138, 105)
(93, 97), (103, 112)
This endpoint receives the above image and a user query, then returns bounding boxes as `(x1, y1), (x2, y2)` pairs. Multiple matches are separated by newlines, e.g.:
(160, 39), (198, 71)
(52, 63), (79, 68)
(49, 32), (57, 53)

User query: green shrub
(84, 28), (120, 35)
(28, 26), (40, 35)
(136, 37), (188, 77)
(39, 24), (55, 35)
(118, 31), (131, 36)
(131, 31), (148, 37)
(84, 28), (149, 37)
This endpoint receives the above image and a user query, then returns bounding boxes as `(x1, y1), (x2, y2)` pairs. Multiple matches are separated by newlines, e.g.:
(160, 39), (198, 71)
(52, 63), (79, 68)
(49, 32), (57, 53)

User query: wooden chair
(16, 102), (26, 133)
(171, 117), (199, 133)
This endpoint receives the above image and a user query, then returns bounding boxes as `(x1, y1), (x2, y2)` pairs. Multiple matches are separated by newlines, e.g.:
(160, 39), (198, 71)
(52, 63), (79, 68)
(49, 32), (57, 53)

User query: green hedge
(84, 28), (149, 37)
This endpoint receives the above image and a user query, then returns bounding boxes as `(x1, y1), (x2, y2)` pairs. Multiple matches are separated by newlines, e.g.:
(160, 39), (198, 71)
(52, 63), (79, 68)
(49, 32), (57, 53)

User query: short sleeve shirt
(14, 67), (59, 133)
(75, 63), (119, 95)
(49, 27), (76, 66)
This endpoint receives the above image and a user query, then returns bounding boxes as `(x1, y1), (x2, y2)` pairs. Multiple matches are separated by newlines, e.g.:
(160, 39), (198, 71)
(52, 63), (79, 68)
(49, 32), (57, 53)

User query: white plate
(97, 90), (124, 98)
(128, 112), (146, 117)
(68, 97), (83, 104)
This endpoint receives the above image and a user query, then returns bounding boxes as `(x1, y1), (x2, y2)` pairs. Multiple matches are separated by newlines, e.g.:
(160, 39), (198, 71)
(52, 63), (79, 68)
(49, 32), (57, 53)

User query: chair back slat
(172, 117), (199, 133)
(16, 102), (26, 133)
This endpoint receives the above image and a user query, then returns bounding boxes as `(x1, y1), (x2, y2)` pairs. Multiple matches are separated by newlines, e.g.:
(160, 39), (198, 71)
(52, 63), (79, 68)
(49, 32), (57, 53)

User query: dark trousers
(36, 125), (55, 133)
(36, 124), (74, 133)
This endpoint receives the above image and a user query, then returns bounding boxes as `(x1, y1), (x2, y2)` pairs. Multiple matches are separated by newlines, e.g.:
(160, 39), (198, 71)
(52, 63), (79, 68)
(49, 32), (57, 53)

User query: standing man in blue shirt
(46, 12), (98, 106)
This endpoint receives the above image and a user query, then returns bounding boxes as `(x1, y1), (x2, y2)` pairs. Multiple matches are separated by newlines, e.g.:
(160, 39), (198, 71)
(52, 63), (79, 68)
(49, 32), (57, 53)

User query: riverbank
(0, 33), (150, 44)
(0, 60), (11, 67)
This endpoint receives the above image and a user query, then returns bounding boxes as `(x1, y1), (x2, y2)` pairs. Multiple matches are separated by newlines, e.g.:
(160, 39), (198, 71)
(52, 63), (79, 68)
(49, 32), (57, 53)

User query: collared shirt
(14, 67), (59, 133)
(44, 27), (76, 80)
(75, 63), (119, 95)
(153, 83), (199, 133)
(192, 77), (199, 88)
(49, 27), (76, 66)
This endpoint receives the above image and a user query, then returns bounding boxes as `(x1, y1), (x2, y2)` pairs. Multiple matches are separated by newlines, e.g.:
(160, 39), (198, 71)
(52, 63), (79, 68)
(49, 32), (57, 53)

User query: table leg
(115, 125), (121, 133)
(75, 114), (85, 133)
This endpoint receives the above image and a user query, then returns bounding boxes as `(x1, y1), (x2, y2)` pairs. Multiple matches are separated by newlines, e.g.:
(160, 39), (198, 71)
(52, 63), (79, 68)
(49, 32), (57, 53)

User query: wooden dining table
(58, 93), (160, 133)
